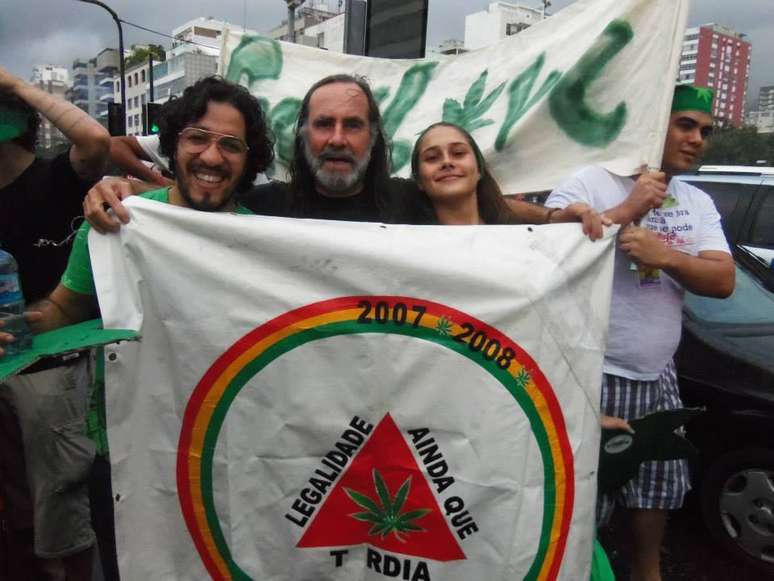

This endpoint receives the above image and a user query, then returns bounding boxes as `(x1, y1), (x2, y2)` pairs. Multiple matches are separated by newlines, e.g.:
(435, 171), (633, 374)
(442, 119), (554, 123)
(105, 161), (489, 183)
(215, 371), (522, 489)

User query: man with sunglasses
(22, 77), (273, 330)
(545, 85), (734, 581)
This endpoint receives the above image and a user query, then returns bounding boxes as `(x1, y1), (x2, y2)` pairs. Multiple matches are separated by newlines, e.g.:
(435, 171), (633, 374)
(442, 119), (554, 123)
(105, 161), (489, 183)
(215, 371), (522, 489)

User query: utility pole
(148, 53), (154, 103)
(285, 0), (306, 43)
(76, 0), (126, 135)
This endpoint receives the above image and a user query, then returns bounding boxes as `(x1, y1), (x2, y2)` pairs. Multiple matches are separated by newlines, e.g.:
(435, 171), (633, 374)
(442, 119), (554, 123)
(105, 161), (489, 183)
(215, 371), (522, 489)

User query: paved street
(600, 496), (768, 580)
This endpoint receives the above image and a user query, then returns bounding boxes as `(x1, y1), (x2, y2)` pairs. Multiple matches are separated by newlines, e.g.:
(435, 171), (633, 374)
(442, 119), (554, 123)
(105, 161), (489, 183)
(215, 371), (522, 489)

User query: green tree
(702, 126), (773, 166)
(125, 44), (166, 68)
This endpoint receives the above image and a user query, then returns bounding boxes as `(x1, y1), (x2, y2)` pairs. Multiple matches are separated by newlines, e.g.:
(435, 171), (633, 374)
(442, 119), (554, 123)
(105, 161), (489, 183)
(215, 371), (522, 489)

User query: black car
(676, 247), (774, 573)
(677, 166), (774, 289)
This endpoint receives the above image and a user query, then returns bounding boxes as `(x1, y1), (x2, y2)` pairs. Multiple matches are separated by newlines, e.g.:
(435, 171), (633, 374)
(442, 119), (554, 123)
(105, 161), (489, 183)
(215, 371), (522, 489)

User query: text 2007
(357, 300), (426, 327)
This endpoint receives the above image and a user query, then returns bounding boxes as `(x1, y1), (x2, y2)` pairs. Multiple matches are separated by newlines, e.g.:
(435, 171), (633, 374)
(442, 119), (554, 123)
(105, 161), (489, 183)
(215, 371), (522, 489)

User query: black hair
(410, 122), (516, 225)
(289, 74), (393, 217)
(0, 91), (40, 152)
(157, 76), (274, 192)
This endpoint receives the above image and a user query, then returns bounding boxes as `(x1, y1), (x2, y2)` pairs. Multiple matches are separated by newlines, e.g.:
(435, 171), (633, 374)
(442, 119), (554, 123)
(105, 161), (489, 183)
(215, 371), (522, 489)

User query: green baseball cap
(672, 84), (714, 115)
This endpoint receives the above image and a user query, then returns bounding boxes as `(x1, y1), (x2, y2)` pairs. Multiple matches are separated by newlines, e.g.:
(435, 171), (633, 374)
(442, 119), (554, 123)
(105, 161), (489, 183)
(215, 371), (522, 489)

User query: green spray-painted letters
(548, 20), (634, 147)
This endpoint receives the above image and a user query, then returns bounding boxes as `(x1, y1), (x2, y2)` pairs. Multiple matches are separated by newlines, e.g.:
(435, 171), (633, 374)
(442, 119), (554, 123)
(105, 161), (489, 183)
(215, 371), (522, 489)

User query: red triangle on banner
(297, 413), (465, 562)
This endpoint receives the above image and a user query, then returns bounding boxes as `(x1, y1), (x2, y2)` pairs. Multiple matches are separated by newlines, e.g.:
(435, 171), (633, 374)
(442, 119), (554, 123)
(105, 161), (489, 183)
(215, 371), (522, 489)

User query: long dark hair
(158, 76), (274, 192)
(410, 122), (517, 225)
(289, 74), (393, 217)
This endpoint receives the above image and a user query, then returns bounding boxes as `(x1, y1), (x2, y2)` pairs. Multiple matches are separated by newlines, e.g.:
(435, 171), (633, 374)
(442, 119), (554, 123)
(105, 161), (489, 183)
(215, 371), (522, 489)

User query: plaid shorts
(597, 360), (691, 525)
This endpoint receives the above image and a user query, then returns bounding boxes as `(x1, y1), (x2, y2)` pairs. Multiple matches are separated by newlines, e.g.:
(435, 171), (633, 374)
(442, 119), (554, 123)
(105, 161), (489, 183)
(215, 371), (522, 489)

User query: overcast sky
(2, 0), (773, 107)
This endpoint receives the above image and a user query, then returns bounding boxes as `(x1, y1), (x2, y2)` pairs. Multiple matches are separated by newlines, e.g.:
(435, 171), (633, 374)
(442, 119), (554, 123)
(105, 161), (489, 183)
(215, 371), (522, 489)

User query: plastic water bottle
(0, 249), (33, 356)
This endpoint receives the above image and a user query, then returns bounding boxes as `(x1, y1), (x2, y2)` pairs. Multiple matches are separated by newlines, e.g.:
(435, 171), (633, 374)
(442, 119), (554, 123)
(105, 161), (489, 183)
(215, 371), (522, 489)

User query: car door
(742, 178), (774, 267)
(677, 176), (760, 245)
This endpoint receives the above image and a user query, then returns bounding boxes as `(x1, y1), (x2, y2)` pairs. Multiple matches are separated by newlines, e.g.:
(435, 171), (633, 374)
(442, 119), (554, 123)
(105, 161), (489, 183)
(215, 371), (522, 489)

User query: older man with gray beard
(237, 74), (412, 222)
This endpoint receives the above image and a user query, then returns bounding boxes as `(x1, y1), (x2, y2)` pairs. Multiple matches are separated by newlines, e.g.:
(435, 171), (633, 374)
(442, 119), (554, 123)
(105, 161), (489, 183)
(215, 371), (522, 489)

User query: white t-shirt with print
(546, 166), (730, 380)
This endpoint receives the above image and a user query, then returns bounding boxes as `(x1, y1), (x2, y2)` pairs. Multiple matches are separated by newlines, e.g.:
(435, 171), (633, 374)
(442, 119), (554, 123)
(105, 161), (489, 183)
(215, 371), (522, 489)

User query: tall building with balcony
(678, 24), (751, 128)
(745, 85), (774, 134)
(30, 65), (69, 85)
(30, 65), (70, 151)
(69, 48), (120, 128)
(464, 2), (544, 50)
(148, 18), (221, 106)
(119, 60), (153, 136)
(746, 110), (774, 134)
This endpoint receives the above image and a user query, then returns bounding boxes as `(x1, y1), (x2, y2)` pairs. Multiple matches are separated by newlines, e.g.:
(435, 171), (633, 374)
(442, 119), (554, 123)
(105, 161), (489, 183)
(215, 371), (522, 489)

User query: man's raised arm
(0, 65), (109, 180)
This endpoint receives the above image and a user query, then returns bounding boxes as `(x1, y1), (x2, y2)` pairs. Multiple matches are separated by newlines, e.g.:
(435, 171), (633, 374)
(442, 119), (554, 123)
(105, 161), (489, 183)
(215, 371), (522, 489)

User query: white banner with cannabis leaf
(93, 199), (616, 580)
(221, 0), (688, 195)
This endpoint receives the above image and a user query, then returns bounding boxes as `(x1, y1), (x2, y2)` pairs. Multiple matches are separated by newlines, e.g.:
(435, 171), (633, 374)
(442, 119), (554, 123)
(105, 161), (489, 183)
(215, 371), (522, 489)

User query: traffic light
(107, 102), (125, 136)
(143, 103), (162, 135)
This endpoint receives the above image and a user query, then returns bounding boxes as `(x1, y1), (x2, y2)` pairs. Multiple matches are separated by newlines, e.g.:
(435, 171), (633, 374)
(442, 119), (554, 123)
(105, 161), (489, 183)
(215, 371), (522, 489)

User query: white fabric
(89, 197), (616, 580)
(135, 135), (167, 171)
(546, 166), (730, 380)
(220, 0), (688, 194)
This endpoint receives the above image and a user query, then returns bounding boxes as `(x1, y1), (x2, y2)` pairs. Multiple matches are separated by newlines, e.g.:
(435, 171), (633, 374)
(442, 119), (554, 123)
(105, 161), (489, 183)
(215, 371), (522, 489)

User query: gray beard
(302, 138), (372, 197)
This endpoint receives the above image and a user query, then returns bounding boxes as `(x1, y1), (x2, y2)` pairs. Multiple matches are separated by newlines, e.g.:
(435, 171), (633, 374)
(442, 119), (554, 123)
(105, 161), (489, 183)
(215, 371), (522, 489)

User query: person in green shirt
(42, 76), (273, 317)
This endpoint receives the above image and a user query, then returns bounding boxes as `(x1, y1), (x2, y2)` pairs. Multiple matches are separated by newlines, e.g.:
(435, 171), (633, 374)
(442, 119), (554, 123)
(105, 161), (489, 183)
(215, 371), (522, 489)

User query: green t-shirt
(68, 187), (254, 456)
(61, 187), (254, 295)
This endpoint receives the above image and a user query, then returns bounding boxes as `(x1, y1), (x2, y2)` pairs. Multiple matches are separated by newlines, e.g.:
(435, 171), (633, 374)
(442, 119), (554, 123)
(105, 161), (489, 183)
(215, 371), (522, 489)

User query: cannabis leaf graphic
(345, 469), (431, 543)
(514, 368), (531, 390)
(661, 195), (679, 209)
(435, 317), (453, 336)
(442, 69), (505, 134)
(695, 87), (713, 103)
(374, 62), (438, 173)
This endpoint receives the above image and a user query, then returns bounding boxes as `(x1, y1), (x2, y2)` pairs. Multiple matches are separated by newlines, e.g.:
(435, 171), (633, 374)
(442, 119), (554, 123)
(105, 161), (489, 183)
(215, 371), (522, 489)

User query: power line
(119, 19), (217, 50)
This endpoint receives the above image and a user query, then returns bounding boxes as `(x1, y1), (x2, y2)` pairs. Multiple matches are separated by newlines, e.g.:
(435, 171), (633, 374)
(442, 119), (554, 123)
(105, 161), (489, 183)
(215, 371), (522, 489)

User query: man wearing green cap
(0, 65), (110, 580)
(546, 85), (734, 581)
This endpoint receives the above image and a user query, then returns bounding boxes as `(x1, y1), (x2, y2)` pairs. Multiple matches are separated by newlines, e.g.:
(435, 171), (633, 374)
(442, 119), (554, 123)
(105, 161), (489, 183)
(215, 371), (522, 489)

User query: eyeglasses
(178, 127), (249, 156)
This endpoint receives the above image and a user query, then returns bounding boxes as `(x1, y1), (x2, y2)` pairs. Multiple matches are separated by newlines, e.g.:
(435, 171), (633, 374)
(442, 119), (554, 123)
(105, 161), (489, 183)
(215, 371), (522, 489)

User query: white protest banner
(91, 199), (616, 580)
(220, 0), (688, 194)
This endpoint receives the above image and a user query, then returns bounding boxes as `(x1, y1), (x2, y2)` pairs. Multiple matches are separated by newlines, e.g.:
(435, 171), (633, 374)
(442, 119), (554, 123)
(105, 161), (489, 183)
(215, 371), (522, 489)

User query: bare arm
(29, 285), (98, 334)
(663, 250), (735, 298)
(0, 286), (96, 356)
(110, 136), (172, 186)
(601, 415), (634, 434)
(505, 198), (554, 224)
(506, 198), (607, 240)
(618, 226), (735, 298)
(0, 66), (109, 180)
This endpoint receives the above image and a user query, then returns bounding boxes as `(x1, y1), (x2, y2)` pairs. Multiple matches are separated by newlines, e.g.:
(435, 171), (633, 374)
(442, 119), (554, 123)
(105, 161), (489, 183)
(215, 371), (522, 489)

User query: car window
(749, 185), (774, 247)
(683, 181), (757, 243)
(685, 265), (774, 325)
